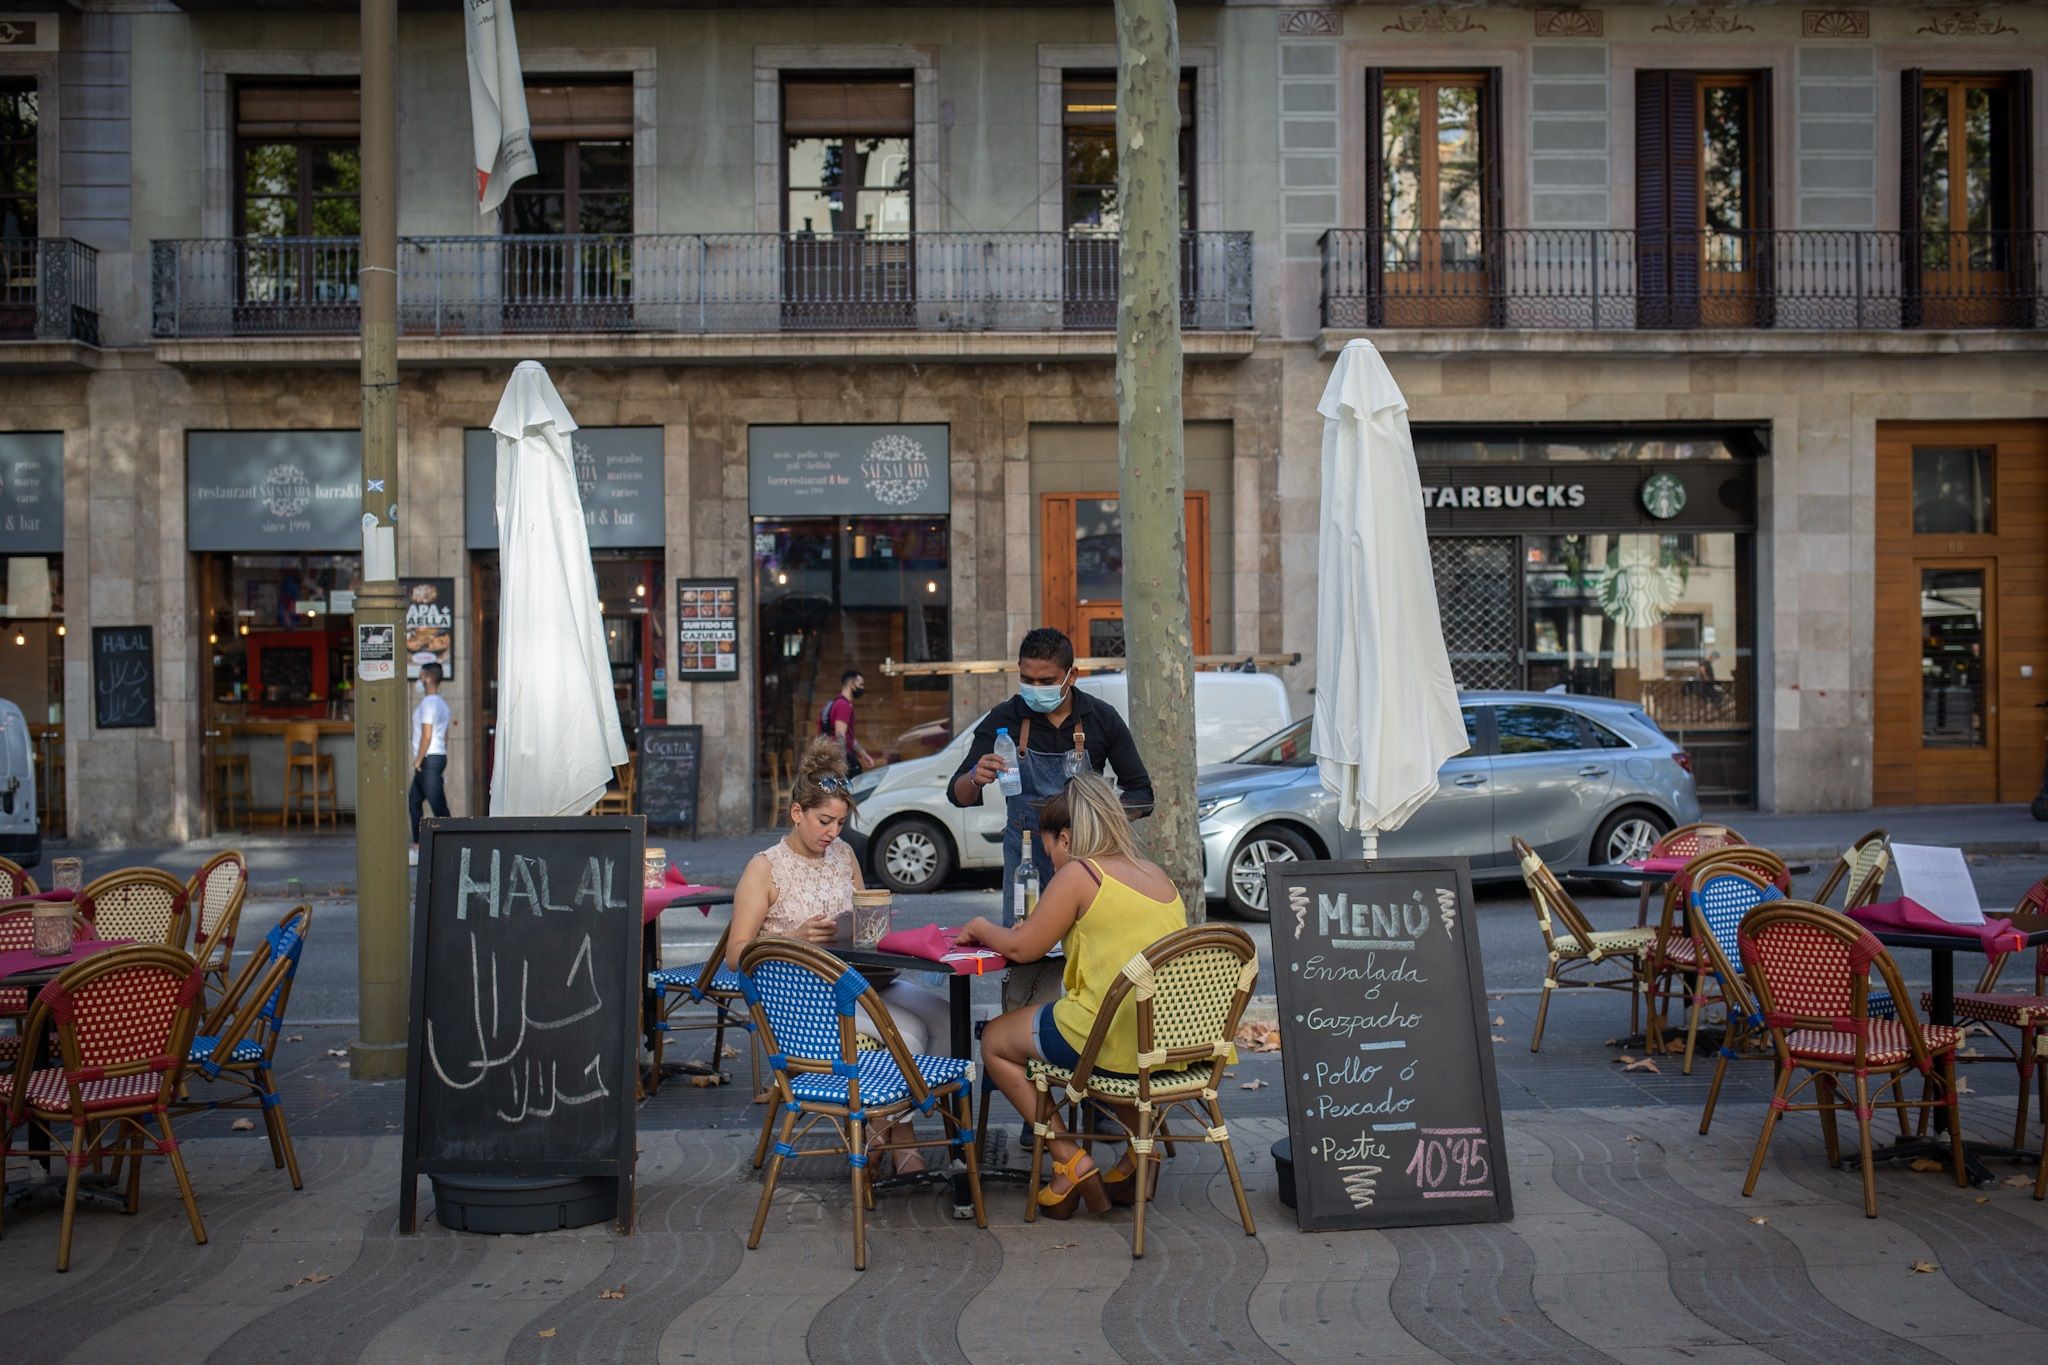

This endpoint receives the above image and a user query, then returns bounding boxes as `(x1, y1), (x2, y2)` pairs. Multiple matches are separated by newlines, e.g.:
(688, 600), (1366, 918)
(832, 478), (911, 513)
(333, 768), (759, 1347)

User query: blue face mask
(1020, 672), (1070, 713)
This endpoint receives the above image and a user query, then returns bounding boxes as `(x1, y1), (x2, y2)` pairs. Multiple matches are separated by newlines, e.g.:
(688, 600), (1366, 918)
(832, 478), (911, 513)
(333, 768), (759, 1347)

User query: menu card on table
(1892, 844), (1986, 926)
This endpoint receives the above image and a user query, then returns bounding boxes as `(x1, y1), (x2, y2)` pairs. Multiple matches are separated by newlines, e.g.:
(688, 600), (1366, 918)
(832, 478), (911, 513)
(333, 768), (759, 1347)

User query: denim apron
(998, 716), (1091, 928)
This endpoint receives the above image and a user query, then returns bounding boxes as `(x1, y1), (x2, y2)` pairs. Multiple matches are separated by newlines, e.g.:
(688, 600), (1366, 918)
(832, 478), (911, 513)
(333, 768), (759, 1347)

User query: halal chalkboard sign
(91, 626), (156, 730)
(636, 725), (702, 835)
(400, 816), (646, 1233)
(1267, 858), (1511, 1231)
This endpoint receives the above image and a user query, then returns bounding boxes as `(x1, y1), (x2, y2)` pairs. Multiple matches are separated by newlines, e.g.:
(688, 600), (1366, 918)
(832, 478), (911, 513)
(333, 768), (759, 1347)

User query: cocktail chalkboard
(636, 725), (702, 835)
(1267, 858), (1511, 1232)
(400, 816), (646, 1234)
(91, 626), (156, 730)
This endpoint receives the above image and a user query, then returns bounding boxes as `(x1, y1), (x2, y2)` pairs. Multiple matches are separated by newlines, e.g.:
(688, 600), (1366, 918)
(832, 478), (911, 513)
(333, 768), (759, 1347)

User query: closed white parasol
(488, 361), (628, 818)
(1310, 338), (1467, 856)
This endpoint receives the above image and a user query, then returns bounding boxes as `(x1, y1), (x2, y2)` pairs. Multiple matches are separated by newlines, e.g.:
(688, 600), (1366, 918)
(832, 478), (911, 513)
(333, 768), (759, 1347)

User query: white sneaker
(407, 847), (419, 866)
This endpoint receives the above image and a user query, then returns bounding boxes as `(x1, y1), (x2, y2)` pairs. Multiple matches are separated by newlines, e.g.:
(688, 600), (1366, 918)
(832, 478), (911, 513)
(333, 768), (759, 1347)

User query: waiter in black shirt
(948, 627), (1154, 925)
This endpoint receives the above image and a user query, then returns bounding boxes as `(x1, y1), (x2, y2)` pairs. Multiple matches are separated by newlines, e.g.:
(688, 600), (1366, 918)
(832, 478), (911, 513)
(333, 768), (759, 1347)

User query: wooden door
(1874, 422), (2048, 804)
(1907, 74), (2029, 328)
(1040, 492), (1211, 656)
(1377, 74), (1491, 328)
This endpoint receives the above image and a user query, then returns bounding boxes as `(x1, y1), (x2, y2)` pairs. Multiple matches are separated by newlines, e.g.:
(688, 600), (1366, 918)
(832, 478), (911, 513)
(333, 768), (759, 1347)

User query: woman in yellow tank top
(955, 773), (1186, 1218)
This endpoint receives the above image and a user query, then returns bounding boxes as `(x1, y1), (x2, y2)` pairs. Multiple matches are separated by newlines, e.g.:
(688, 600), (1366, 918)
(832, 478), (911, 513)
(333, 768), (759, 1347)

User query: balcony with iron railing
(0, 238), (100, 348)
(1321, 229), (2046, 336)
(150, 231), (1255, 357)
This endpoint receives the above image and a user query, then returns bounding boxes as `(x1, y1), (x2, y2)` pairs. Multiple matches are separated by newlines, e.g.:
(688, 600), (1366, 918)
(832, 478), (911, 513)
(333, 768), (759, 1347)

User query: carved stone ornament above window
(1534, 10), (1605, 38)
(1383, 6), (1489, 36)
(1800, 9), (1871, 37)
(1650, 5), (1758, 35)
(1915, 10), (2020, 37)
(1278, 10), (1343, 37)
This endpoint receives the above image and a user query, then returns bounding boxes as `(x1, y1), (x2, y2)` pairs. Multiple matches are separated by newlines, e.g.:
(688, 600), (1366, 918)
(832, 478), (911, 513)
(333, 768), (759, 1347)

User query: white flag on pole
(463, 0), (538, 218)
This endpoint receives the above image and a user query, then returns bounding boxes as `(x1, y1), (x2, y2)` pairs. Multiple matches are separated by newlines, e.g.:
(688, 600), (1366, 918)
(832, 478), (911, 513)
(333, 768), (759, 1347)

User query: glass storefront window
(0, 554), (63, 835)
(1920, 568), (1986, 747)
(207, 554), (361, 719)
(753, 517), (950, 821)
(1911, 447), (1994, 535)
(1412, 431), (1750, 463)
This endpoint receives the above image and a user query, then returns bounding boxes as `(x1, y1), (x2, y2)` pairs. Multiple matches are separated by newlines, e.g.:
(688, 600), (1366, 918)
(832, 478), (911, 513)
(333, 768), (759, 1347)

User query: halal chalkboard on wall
(399, 816), (646, 1234)
(91, 626), (156, 730)
(636, 725), (702, 835)
(1267, 858), (1511, 1232)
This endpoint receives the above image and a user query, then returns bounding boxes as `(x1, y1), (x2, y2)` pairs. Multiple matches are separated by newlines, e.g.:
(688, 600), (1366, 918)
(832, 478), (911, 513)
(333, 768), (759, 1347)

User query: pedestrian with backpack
(821, 668), (876, 773)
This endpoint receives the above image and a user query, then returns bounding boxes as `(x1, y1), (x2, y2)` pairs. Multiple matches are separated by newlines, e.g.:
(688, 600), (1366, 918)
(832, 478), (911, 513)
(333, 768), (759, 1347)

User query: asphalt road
(264, 852), (2048, 1027)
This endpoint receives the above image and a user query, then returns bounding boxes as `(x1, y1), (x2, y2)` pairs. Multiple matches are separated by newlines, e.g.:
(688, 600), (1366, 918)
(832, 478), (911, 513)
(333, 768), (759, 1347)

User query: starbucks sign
(1641, 472), (1687, 520)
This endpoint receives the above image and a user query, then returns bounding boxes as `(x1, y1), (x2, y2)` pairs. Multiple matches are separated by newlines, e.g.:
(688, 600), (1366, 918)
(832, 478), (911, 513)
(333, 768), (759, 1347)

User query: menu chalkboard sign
(91, 626), (156, 730)
(400, 816), (645, 1233)
(636, 725), (702, 834)
(1267, 858), (1511, 1232)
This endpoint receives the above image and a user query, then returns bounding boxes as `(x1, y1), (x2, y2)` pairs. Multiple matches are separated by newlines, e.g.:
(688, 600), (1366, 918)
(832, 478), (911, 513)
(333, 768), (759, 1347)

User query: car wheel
(1591, 807), (1671, 895)
(872, 816), (955, 895)
(1225, 825), (1316, 922)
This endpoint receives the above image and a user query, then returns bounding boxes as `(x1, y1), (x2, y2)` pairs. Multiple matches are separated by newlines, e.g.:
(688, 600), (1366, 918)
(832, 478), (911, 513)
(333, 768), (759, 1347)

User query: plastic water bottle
(1016, 859), (1040, 921)
(994, 727), (1023, 797)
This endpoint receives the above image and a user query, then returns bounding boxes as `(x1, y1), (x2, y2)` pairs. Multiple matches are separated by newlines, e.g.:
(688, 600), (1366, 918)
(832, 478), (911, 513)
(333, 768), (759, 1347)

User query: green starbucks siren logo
(1641, 472), (1687, 520)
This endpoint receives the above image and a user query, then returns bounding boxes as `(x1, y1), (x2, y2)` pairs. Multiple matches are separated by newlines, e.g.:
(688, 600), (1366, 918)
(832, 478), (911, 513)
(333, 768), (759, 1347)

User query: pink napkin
(0, 937), (134, 984)
(876, 923), (1010, 975)
(1630, 856), (1693, 874)
(642, 881), (732, 924)
(1849, 898), (2024, 958)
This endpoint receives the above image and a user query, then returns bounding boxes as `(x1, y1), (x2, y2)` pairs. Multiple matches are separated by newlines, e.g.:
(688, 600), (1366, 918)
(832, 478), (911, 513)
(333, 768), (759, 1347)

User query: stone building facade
(0, 2), (2041, 849)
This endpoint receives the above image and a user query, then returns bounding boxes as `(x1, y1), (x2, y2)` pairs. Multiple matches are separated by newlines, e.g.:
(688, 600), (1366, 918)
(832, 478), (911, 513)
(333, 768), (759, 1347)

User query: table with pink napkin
(642, 865), (734, 925)
(0, 937), (135, 984)
(874, 923), (1010, 975)
(1848, 897), (2027, 958)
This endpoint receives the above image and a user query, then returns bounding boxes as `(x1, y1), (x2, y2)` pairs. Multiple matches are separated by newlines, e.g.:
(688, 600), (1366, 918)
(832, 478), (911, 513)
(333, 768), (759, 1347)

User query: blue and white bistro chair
(737, 939), (985, 1270)
(1687, 870), (1783, 1135)
(647, 922), (758, 1097)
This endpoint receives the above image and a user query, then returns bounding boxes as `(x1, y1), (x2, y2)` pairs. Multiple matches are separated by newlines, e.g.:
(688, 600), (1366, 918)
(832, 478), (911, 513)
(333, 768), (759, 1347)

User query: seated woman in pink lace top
(726, 736), (950, 1173)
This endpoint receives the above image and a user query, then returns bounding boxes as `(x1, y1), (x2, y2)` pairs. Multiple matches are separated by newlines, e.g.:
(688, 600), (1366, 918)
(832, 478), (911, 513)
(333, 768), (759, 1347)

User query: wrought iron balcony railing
(1321, 228), (2046, 331)
(150, 231), (1255, 340)
(0, 238), (99, 345)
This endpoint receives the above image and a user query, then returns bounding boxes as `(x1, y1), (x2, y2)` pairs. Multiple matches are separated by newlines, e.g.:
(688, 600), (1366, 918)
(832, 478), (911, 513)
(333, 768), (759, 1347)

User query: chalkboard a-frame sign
(400, 817), (646, 1234)
(636, 725), (703, 835)
(1267, 858), (1512, 1232)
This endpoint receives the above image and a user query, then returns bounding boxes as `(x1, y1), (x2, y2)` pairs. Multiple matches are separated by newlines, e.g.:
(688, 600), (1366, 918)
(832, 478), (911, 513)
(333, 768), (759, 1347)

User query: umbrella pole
(1360, 830), (1379, 862)
(351, 0), (409, 1080)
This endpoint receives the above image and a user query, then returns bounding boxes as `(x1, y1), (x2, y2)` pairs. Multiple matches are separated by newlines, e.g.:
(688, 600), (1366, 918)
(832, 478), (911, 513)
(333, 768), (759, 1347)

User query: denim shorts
(1034, 1003), (1135, 1080)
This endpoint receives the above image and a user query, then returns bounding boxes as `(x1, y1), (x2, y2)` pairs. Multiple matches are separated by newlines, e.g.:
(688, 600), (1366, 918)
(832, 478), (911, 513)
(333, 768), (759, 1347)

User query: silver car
(1198, 691), (1703, 920)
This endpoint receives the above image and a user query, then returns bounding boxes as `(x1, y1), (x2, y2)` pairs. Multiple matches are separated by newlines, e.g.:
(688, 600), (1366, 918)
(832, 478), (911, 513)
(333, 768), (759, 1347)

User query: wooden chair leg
(1130, 1104), (1155, 1260)
(749, 1104), (798, 1250)
(1025, 1079), (1050, 1221)
(1530, 969), (1556, 1053)
(1206, 1094), (1257, 1237)
(1680, 977), (1706, 1075)
(123, 1134), (144, 1214)
(752, 1094), (783, 1170)
(55, 1120), (87, 1272)
(260, 1072), (305, 1191)
(2014, 1030), (2036, 1148)
(1944, 1056), (1966, 1189)
(1814, 1075), (1841, 1166)
(849, 1116), (868, 1272)
(1743, 1064), (1795, 1197)
(954, 1089), (987, 1229)
(1851, 1073), (1878, 1217)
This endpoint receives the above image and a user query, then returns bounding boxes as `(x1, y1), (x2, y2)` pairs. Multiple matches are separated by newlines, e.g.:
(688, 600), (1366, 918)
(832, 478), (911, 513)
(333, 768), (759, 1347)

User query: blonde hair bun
(791, 734), (852, 813)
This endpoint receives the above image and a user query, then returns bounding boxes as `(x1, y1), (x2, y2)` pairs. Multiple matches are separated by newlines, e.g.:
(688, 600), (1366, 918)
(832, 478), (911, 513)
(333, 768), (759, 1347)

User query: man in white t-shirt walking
(408, 662), (452, 864)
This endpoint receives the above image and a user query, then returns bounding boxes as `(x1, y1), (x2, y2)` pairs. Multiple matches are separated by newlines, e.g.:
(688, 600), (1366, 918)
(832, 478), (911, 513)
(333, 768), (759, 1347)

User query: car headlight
(1195, 793), (1242, 823)
(848, 770), (884, 804)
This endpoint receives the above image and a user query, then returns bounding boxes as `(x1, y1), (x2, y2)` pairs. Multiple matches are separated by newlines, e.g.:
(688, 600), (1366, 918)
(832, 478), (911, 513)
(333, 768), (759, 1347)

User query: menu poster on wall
(675, 578), (739, 681)
(403, 577), (455, 678)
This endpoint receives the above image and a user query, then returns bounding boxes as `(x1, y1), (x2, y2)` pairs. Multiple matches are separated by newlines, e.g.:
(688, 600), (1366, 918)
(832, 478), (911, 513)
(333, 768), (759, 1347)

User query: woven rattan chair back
(1812, 829), (1891, 911)
(1513, 836), (1599, 950)
(185, 850), (247, 973)
(0, 856), (37, 897)
(1739, 902), (1928, 1066)
(198, 904), (310, 1058)
(1651, 822), (1746, 861)
(79, 868), (190, 948)
(1689, 870), (1782, 1008)
(737, 939), (928, 1099)
(1970, 874), (2048, 993)
(1061, 925), (1258, 1097)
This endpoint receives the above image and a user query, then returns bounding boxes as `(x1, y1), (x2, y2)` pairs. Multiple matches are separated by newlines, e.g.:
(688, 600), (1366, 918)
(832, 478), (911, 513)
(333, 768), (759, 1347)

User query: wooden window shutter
(1482, 67), (1505, 326)
(524, 82), (632, 141)
(782, 77), (914, 136)
(1362, 66), (1386, 328)
(1899, 68), (1924, 326)
(1752, 68), (1776, 327)
(1635, 70), (1699, 328)
(2007, 69), (2034, 323)
(235, 85), (361, 140)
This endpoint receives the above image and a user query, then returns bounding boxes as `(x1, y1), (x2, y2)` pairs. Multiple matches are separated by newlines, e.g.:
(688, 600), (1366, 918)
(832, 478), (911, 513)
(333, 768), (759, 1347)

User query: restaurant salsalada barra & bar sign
(1267, 858), (1512, 1231)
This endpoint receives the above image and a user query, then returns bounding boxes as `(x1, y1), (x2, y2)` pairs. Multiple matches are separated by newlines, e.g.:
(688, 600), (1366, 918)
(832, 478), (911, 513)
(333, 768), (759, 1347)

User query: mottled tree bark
(1115, 0), (1202, 922)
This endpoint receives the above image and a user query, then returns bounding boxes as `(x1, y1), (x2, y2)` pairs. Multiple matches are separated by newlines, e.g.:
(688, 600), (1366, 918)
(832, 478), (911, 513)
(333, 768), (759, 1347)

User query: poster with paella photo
(402, 577), (454, 679)
(676, 577), (739, 681)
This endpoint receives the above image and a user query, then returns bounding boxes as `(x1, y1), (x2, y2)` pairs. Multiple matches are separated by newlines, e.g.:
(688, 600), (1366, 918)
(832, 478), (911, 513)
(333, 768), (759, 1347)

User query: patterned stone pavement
(3, 1095), (2046, 1363)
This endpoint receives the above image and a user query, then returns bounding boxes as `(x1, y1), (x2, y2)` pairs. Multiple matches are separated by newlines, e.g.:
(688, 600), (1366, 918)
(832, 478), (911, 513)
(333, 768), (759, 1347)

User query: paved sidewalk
(2, 1102), (2044, 1362)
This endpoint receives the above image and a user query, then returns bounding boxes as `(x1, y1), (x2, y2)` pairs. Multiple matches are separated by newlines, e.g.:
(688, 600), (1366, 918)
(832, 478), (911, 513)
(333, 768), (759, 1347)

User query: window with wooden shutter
(1907, 71), (2034, 326)
(780, 74), (916, 328)
(507, 81), (633, 236)
(1636, 70), (1699, 328)
(235, 83), (361, 238)
(0, 78), (36, 241)
(1365, 69), (1494, 327)
(1061, 71), (1194, 234)
(1636, 69), (1774, 329)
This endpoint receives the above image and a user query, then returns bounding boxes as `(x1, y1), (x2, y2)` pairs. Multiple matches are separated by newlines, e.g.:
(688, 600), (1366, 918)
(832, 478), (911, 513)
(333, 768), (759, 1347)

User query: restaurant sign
(0, 432), (62, 553)
(187, 432), (364, 551)
(1420, 481), (1586, 511)
(464, 427), (665, 550)
(749, 424), (950, 517)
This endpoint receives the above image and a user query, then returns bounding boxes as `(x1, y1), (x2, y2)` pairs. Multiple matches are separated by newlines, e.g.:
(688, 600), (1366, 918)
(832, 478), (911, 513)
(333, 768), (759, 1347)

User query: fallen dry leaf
(1491, 1035), (1509, 1044)
(287, 1272), (332, 1289)
(720, 1045), (740, 1060)
(1232, 1021), (1282, 1054)
(1051, 1240), (1078, 1250)
(687, 1075), (720, 1089)
(1614, 1054), (1637, 1066)
(1954, 1079), (1975, 1095)
(229, 1118), (256, 1132)
(1488, 993), (1504, 1001)
(1623, 1057), (1660, 1074)
(283, 1034), (304, 1044)
(1908, 1158), (1945, 1172)
(599, 1285), (626, 1300)
(1492, 1015), (1507, 1027)
(325, 1048), (348, 1058)
(1605, 1037), (1621, 1047)
(1910, 1261), (1938, 1274)
(1239, 1078), (1268, 1090)
(2005, 1175), (2035, 1188)
(1975, 1196), (1992, 1204)
(537, 1328), (557, 1339)
(1748, 1215), (1769, 1225)
(1626, 1134), (1644, 1144)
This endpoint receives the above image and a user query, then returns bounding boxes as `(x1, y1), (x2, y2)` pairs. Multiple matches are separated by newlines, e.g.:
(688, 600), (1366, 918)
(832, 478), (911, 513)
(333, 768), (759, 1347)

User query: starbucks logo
(572, 438), (599, 504)
(1641, 472), (1687, 520)
(261, 463), (312, 519)
(862, 433), (931, 508)
(1595, 542), (1685, 629)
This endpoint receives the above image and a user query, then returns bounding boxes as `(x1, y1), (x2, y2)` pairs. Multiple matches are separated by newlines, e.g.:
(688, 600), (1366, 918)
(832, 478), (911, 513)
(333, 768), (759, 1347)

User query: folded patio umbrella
(488, 361), (628, 818)
(1311, 338), (1467, 855)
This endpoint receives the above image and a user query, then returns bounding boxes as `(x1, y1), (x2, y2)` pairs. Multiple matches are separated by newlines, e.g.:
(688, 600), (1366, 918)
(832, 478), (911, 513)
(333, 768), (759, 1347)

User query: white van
(846, 671), (1293, 893)
(0, 699), (40, 873)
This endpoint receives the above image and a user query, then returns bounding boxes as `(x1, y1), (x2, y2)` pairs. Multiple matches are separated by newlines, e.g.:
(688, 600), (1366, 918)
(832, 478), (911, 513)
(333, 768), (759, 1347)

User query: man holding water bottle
(948, 627), (1154, 927)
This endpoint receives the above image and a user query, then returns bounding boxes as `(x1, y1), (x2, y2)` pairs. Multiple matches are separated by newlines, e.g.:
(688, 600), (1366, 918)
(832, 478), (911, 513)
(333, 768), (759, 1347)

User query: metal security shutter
(1429, 537), (1520, 690)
